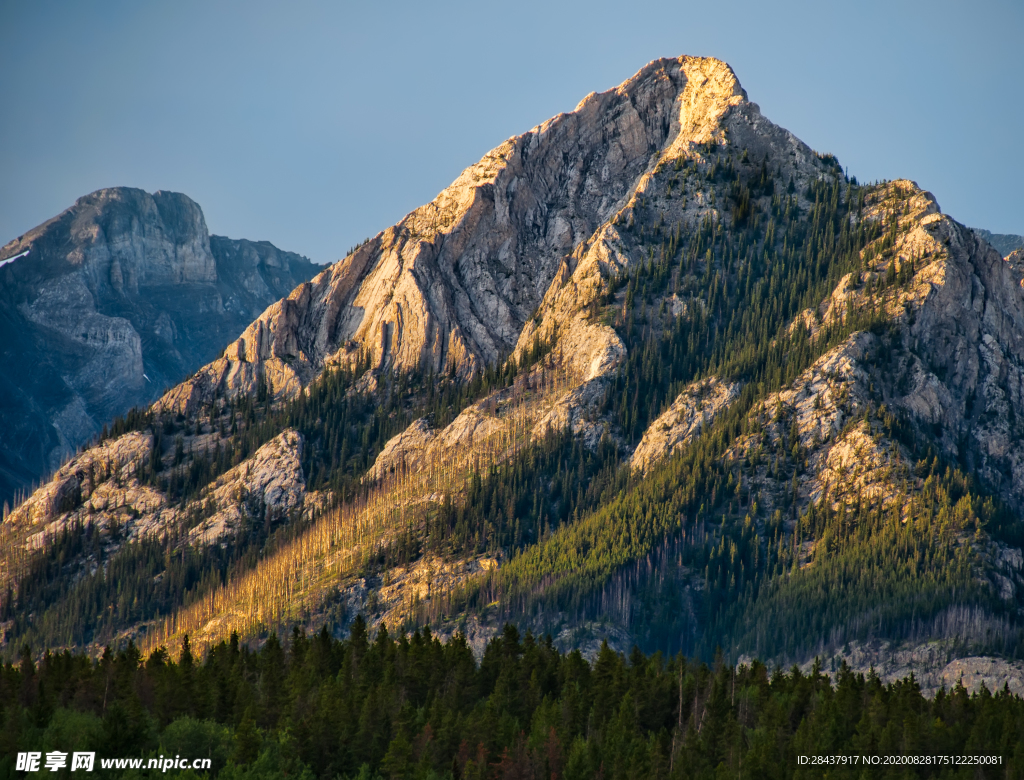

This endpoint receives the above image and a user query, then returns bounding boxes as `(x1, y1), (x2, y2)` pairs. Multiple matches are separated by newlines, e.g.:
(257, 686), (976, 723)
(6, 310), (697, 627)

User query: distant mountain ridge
(0, 187), (319, 508)
(974, 227), (1024, 257)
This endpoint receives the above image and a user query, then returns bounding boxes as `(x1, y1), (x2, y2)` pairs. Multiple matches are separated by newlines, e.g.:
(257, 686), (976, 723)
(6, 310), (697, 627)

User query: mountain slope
(4, 57), (1024, 685)
(0, 188), (319, 508)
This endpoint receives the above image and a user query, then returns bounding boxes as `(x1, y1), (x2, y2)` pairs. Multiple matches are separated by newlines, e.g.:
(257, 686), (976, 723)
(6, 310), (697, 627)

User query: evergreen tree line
(2, 622), (1023, 779)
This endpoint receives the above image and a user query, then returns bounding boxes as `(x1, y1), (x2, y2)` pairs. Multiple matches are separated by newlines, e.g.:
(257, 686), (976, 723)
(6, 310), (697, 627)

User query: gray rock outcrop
(0, 187), (318, 508)
(2, 428), (307, 556)
(631, 378), (740, 472)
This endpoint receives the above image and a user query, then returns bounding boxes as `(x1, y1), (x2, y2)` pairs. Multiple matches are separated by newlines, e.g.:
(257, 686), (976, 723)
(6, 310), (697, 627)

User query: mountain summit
(4, 56), (1024, 693)
(156, 57), (752, 413)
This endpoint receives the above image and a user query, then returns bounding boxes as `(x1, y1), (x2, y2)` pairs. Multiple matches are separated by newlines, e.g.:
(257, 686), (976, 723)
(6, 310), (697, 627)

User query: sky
(1, 0), (1021, 265)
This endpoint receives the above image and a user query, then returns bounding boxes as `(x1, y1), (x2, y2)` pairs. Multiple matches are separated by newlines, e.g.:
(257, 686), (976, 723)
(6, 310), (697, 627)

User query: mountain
(973, 227), (1024, 257)
(4, 56), (1024, 692)
(0, 187), (319, 509)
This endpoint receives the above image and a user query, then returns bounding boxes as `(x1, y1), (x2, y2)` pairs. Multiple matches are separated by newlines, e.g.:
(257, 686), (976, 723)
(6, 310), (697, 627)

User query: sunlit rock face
(155, 57), (754, 416)
(631, 378), (741, 473)
(0, 187), (318, 506)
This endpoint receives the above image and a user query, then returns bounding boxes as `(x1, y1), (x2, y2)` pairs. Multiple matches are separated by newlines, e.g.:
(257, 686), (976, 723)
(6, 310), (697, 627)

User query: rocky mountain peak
(154, 57), (763, 415)
(2, 187), (216, 294)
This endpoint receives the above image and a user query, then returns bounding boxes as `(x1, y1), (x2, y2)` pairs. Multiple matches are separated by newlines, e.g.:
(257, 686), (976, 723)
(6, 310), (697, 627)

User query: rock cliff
(1, 427), (307, 561)
(630, 377), (740, 472)
(0, 188), (318, 508)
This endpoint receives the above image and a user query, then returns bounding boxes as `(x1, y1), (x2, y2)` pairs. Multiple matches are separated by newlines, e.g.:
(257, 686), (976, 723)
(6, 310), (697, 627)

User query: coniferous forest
(2, 622), (1023, 779)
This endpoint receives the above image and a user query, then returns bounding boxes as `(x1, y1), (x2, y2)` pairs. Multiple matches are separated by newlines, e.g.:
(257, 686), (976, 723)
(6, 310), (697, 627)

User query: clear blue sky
(1, 0), (1021, 264)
